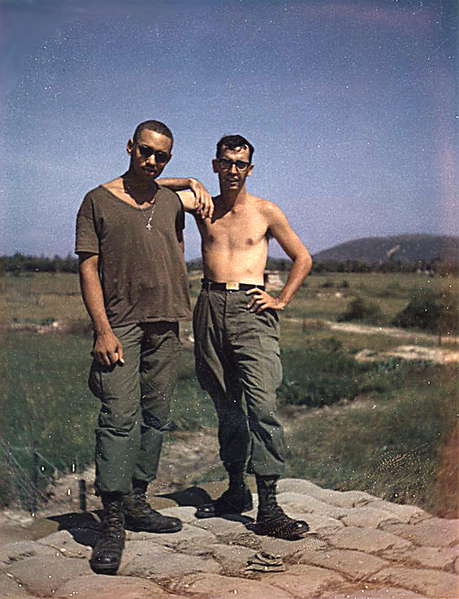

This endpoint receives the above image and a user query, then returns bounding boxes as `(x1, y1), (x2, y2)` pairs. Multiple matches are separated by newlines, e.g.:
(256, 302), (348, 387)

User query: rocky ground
(1, 478), (458, 599)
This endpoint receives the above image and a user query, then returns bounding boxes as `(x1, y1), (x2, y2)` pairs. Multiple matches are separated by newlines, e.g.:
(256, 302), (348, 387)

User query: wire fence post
(79, 479), (87, 512)
(6, 442), (16, 505)
(32, 441), (39, 515)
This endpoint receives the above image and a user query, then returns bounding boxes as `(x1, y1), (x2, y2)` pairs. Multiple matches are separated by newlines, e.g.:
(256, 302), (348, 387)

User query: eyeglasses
(137, 145), (170, 163)
(217, 158), (251, 172)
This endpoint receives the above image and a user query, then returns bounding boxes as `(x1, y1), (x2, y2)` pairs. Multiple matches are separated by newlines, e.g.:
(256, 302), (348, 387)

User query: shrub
(338, 296), (383, 324)
(378, 281), (403, 298)
(320, 279), (335, 288)
(392, 289), (458, 335)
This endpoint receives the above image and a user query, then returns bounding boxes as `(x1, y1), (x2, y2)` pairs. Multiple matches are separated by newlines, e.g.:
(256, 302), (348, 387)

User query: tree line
(1, 254), (457, 275)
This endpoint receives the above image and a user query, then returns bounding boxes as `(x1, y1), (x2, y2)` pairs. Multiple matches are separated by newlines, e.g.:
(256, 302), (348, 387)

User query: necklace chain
(142, 204), (156, 230)
(123, 181), (157, 231)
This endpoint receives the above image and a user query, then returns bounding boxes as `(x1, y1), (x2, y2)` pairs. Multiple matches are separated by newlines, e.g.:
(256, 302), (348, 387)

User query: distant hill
(313, 234), (459, 264)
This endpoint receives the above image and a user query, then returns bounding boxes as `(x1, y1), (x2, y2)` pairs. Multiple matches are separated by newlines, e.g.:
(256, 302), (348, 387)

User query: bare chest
(200, 209), (269, 250)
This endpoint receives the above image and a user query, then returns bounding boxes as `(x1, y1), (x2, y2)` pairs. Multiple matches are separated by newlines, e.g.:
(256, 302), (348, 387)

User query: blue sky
(0, 0), (457, 259)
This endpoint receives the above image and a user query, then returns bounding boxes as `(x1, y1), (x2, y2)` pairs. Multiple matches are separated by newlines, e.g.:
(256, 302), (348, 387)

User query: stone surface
(0, 540), (46, 565)
(319, 587), (426, 599)
(175, 572), (295, 598)
(208, 542), (255, 575)
(302, 512), (345, 533)
(381, 518), (459, 548)
(127, 522), (217, 552)
(369, 566), (458, 598)
(7, 554), (91, 596)
(121, 550), (221, 582)
(298, 548), (390, 579)
(278, 491), (349, 519)
(277, 479), (372, 507)
(371, 500), (431, 524)
(263, 563), (346, 597)
(160, 506), (198, 524)
(56, 574), (186, 598)
(259, 533), (327, 560)
(341, 506), (401, 528)
(38, 529), (93, 559)
(397, 545), (458, 571)
(0, 572), (37, 598)
(324, 526), (412, 554)
(1, 478), (457, 599)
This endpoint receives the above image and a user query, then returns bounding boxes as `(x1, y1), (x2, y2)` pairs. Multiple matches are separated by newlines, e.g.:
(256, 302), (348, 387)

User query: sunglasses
(217, 158), (251, 172)
(137, 145), (170, 163)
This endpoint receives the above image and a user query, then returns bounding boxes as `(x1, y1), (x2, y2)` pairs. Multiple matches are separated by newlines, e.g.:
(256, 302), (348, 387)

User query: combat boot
(196, 462), (253, 519)
(247, 475), (309, 540)
(123, 482), (182, 533)
(90, 493), (125, 575)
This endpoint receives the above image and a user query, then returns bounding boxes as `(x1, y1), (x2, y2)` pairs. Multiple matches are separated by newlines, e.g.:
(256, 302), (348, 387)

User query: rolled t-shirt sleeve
(175, 197), (185, 236)
(75, 193), (99, 255)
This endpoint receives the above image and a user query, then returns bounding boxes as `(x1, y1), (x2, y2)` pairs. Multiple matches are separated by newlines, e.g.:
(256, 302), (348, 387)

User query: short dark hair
(216, 135), (254, 162)
(133, 120), (174, 146)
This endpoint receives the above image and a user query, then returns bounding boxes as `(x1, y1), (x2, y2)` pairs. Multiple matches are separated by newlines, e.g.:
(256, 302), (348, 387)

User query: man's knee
(98, 404), (139, 434)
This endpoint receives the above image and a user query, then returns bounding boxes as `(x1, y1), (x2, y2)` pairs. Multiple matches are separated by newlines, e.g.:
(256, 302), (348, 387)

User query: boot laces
(133, 491), (159, 516)
(101, 504), (124, 542)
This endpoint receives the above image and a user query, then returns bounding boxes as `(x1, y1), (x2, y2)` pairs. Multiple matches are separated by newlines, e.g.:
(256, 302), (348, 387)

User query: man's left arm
(247, 204), (312, 313)
(158, 177), (213, 219)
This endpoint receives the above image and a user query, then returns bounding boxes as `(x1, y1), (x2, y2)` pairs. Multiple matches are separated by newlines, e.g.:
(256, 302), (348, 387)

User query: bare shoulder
(102, 176), (122, 190)
(253, 196), (287, 224)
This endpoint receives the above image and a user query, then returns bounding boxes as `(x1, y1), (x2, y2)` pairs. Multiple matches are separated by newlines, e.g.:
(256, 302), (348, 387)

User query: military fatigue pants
(88, 321), (180, 495)
(193, 288), (285, 477)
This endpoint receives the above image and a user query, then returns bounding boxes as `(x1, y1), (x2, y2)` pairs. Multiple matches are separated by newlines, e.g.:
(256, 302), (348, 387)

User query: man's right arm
(78, 252), (124, 366)
(158, 177), (214, 219)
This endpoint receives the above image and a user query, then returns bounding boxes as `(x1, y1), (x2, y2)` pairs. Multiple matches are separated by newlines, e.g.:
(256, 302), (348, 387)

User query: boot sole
(246, 518), (309, 540)
(124, 521), (183, 533)
(90, 561), (121, 575)
(196, 498), (253, 519)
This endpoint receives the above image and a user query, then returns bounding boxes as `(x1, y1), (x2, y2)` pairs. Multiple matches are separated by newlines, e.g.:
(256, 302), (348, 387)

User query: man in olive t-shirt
(75, 120), (212, 575)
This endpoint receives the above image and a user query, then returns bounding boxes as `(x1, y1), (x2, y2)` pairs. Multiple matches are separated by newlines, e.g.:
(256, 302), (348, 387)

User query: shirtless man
(164, 135), (312, 539)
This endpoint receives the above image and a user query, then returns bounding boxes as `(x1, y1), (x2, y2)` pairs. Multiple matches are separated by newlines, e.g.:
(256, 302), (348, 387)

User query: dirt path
(325, 320), (459, 345)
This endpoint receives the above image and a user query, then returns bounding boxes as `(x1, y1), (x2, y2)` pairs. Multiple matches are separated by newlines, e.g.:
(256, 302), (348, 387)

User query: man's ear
(126, 138), (134, 155)
(212, 159), (219, 173)
(246, 163), (254, 177)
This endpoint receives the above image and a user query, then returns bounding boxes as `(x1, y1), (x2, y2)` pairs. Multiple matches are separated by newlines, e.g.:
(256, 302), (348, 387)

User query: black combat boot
(247, 475), (309, 540)
(90, 493), (125, 575)
(196, 462), (253, 519)
(122, 480), (182, 533)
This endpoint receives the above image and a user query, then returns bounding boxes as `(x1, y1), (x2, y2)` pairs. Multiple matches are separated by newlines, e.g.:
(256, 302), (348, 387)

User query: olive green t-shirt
(75, 185), (192, 327)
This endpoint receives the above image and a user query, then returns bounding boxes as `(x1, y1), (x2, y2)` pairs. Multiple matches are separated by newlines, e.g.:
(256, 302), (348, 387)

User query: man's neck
(218, 186), (249, 210)
(122, 170), (158, 204)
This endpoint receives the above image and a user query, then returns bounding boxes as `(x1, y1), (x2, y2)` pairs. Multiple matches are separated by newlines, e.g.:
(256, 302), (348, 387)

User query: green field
(1, 271), (457, 515)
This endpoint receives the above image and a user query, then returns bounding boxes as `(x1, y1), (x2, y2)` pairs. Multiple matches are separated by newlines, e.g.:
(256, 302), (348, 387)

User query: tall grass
(0, 332), (216, 507)
(1, 333), (97, 483)
(284, 362), (458, 513)
(278, 338), (409, 408)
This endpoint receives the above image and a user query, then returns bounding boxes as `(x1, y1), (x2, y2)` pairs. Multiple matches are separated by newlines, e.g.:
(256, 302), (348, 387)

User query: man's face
(212, 145), (253, 193)
(127, 129), (172, 183)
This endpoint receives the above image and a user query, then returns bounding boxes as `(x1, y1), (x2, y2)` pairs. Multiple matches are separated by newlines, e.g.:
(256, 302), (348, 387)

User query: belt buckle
(226, 281), (240, 290)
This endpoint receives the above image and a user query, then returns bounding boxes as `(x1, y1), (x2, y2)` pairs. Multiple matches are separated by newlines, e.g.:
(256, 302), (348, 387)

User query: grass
(0, 331), (216, 507)
(284, 363), (458, 514)
(1, 270), (458, 515)
(2, 272), (87, 325)
(288, 271), (459, 322)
